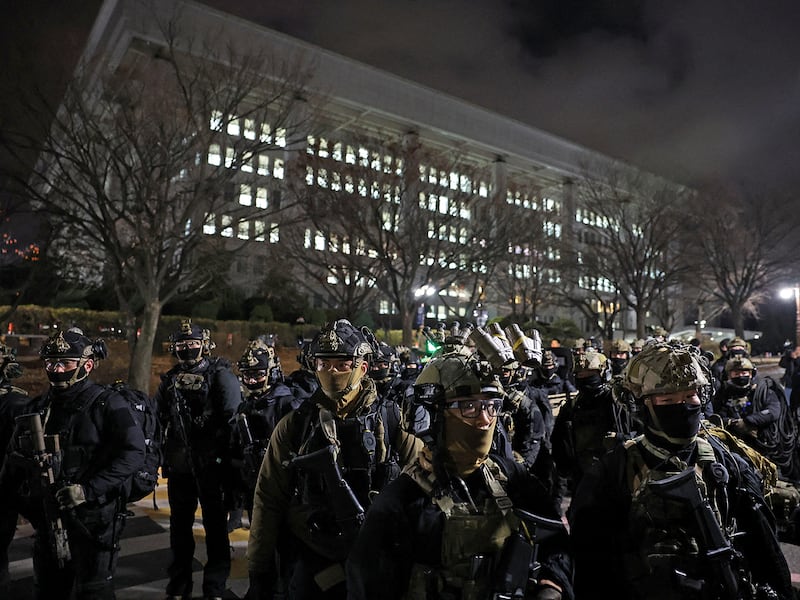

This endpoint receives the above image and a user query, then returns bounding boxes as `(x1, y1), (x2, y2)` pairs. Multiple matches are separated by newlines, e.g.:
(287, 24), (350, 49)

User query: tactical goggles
(446, 397), (503, 418)
(44, 359), (80, 372)
(241, 369), (268, 381)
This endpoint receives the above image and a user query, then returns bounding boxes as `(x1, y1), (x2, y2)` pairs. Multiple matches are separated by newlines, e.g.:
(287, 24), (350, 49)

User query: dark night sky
(2, 0), (800, 191)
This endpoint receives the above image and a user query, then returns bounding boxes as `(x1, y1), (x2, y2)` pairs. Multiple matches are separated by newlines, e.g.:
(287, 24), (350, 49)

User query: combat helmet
(168, 319), (215, 365)
(39, 327), (108, 389)
(415, 352), (503, 407)
(308, 319), (375, 362)
(238, 338), (283, 391)
(574, 348), (608, 374)
(723, 355), (756, 393)
(622, 342), (709, 401)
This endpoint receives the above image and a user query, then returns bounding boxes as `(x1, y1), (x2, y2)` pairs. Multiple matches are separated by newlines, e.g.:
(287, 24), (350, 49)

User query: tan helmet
(724, 355), (755, 374)
(574, 348), (607, 373)
(622, 342), (708, 399)
(610, 339), (632, 355)
(415, 352), (503, 404)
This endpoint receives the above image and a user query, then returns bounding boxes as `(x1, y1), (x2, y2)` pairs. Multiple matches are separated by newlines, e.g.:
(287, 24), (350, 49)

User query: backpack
(98, 381), (163, 504)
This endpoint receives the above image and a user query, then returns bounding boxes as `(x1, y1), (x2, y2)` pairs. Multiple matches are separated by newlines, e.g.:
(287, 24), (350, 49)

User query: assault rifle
(22, 412), (71, 567)
(168, 387), (200, 492)
(235, 413), (263, 483)
(649, 467), (740, 598)
(289, 444), (365, 540)
(491, 508), (566, 600)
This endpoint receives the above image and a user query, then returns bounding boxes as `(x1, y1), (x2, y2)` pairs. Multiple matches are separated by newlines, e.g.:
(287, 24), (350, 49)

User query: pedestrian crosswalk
(7, 479), (251, 599)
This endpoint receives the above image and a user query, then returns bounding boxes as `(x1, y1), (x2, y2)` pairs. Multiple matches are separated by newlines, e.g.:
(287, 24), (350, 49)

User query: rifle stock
(24, 413), (71, 567)
(648, 467), (740, 598)
(290, 445), (365, 536)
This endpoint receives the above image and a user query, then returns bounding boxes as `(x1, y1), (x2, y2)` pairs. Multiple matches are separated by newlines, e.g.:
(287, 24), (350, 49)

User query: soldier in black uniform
(0, 344), (30, 591)
(346, 349), (573, 600)
(247, 319), (422, 600)
(0, 329), (145, 599)
(155, 320), (241, 600)
(230, 338), (295, 527)
(569, 342), (792, 599)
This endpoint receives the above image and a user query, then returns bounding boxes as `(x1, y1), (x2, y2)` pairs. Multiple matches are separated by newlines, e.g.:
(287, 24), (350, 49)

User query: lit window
(345, 145), (356, 164)
(327, 274), (338, 285)
(270, 224), (279, 243)
(273, 159), (284, 179)
(319, 138), (329, 158)
(225, 147), (235, 168)
(332, 142), (343, 161)
(358, 179), (367, 197)
(358, 147), (369, 167)
(257, 155), (269, 176)
(331, 171), (341, 191)
(304, 228), (311, 249)
(449, 172), (458, 190)
(438, 196), (448, 214)
(227, 116), (240, 137)
(460, 175), (471, 193)
(314, 231), (325, 251)
(479, 181), (488, 197)
(241, 153), (253, 173)
(208, 144), (221, 166)
(239, 184), (252, 206)
(243, 118), (256, 140)
(238, 221), (249, 240)
(318, 168), (328, 188)
(256, 187), (268, 209)
(209, 110), (223, 131)
(221, 215), (233, 238)
(371, 152), (381, 171)
(254, 220), (266, 242)
(203, 213), (216, 235)
(306, 166), (315, 186)
(383, 154), (392, 173)
(345, 174), (354, 194)
(306, 135), (316, 154)
(260, 123), (272, 143)
(275, 128), (286, 147)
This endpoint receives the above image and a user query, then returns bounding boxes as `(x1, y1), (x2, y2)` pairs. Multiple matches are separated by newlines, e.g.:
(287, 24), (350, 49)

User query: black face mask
(576, 374), (603, 393)
(650, 402), (702, 443)
(177, 348), (202, 363)
(727, 375), (751, 389)
(610, 358), (628, 376)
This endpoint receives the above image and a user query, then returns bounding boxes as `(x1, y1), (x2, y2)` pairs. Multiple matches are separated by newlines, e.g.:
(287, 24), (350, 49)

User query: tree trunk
(732, 305), (746, 339)
(401, 308), (415, 347)
(636, 306), (647, 339)
(127, 300), (162, 394)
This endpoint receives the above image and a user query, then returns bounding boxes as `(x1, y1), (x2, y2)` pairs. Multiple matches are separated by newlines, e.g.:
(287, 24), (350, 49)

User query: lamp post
(779, 285), (800, 346)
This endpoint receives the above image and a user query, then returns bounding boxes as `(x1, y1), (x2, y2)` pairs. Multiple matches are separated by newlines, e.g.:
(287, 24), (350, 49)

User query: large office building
(66, 0), (680, 336)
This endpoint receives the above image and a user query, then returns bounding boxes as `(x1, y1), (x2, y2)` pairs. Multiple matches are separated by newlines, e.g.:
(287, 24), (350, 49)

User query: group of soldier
(0, 317), (796, 599)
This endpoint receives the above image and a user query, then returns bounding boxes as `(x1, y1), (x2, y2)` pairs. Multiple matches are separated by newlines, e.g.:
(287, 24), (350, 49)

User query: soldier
(712, 355), (796, 478)
(155, 320), (241, 600)
(230, 338), (295, 529)
(569, 342), (792, 599)
(346, 350), (573, 600)
(608, 339), (632, 376)
(0, 329), (145, 599)
(551, 349), (631, 494)
(246, 319), (422, 599)
(0, 345), (30, 591)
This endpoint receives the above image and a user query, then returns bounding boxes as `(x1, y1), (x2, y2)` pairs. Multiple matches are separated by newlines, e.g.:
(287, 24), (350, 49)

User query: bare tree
(569, 164), (693, 339)
(688, 183), (800, 338)
(285, 131), (506, 344)
(489, 181), (564, 323)
(0, 15), (320, 390)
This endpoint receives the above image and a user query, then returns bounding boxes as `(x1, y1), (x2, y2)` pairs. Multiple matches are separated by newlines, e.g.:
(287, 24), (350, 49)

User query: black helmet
(309, 319), (375, 362)
(40, 328), (107, 361)
(39, 327), (107, 389)
(168, 319), (215, 364)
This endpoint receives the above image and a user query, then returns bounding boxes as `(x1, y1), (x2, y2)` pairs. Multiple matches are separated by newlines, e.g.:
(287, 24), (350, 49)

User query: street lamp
(779, 285), (800, 346)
